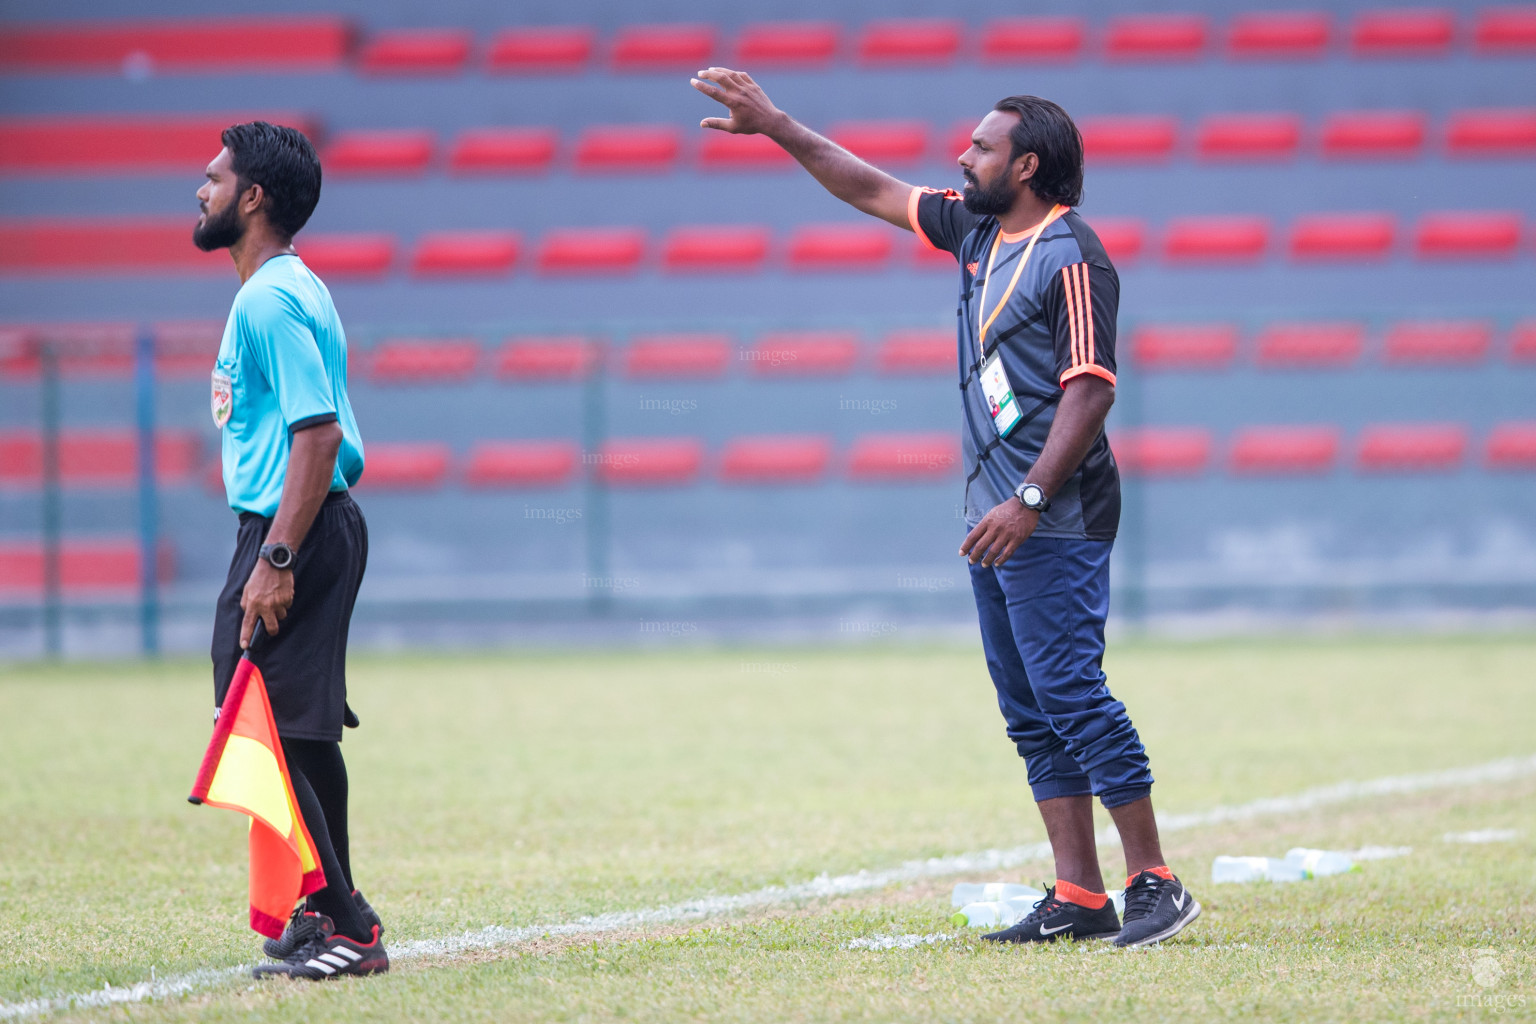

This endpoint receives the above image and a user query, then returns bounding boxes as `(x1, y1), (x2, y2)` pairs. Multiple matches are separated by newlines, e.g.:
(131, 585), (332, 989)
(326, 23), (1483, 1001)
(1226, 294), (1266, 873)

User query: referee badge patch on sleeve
(211, 369), (232, 429)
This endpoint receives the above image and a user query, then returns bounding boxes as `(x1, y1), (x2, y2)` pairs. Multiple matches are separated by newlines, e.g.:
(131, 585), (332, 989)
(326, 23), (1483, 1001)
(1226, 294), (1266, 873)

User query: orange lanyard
(975, 204), (1067, 354)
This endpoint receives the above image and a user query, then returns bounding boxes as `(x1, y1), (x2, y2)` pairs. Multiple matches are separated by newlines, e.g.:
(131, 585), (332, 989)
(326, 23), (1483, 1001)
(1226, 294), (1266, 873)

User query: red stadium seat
(1254, 323), (1365, 367)
(719, 435), (832, 483)
(358, 29), (471, 74)
(1320, 111), (1426, 158)
(298, 234), (395, 278)
(1445, 109), (1536, 156)
(0, 429), (199, 486)
(494, 336), (601, 380)
(1229, 426), (1341, 474)
(447, 128), (557, 175)
(1486, 422), (1536, 469)
(1111, 428), (1212, 476)
(464, 440), (580, 487)
(1288, 213), (1397, 261)
(847, 433), (959, 480)
(1078, 116), (1178, 163)
(734, 22), (840, 66)
(661, 226), (770, 273)
(1131, 324), (1239, 368)
(1356, 423), (1467, 472)
(1350, 8), (1455, 55)
(324, 130), (435, 176)
(622, 334), (731, 378)
(354, 443), (451, 490)
(410, 231), (520, 277)
(787, 224), (894, 271)
(1414, 212), (1522, 259)
(1226, 11), (1332, 58)
(610, 24), (715, 71)
(0, 17), (351, 72)
(594, 438), (704, 486)
(1163, 217), (1270, 262)
(697, 131), (794, 170)
(980, 17), (1086, 62)
(1383, 321), (1492, 364)
(1103, 14), (1210, 61)
(154, 320), (223, 377)
(1474, 6), (1536, 52)
(1089, 218), (1146, 264)
(0, 114), (314, 174)
(744, 331), (859, 376)
(1512, 321), (1536, 361)
(1195, 114), (1301, 161)
(876, 328), (952, 375)
(366, 339), (481, 382)
(0, 322), (215, 378)
(0, 219), (227, 274)
(486, 27), (594, 73)
(856, 19), (963, 65)
(537, 229), (646, 275)
(0, 539), (173, 595)
(574, 125), (681, 173)
(830, 121), (929, 165)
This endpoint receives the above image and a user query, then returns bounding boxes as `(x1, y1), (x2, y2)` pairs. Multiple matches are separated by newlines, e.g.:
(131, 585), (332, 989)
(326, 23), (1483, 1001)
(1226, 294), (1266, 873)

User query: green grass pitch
(1, 635), (1533, 1022)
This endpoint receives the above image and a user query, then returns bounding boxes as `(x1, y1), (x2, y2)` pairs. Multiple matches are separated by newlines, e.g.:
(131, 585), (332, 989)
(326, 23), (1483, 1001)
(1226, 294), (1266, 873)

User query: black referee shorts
(212, 491), (368, 742)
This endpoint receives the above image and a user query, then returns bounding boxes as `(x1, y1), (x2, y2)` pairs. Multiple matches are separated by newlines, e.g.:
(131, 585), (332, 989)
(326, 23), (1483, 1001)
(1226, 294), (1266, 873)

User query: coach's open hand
(241, 559), (293, 647)
(960, 500), (1039, 568)
(690, 68), (785, 135)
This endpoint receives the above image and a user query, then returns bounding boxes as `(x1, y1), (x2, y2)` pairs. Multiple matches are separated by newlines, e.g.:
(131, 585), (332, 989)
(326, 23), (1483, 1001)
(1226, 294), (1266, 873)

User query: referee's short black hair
(221, 121), (323, 240)
(992, 96), (1084, 208)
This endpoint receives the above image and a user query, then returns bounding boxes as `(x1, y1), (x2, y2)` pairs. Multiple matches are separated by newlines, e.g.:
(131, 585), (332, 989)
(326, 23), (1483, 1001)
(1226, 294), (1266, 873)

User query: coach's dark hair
(992, 96), (1084, 208)
(221, 121), (322, 240)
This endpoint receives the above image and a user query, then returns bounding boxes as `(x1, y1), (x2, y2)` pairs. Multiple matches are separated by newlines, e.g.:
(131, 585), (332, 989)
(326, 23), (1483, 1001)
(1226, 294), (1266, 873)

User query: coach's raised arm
(690, 68), (914, 231)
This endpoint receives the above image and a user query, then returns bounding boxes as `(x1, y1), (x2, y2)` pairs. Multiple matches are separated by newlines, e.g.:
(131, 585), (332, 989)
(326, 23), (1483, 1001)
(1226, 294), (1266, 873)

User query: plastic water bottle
(1211, 855), (1305, 883)
(951, 893), (1043, 928)
(1284, 848), (1356, 878)
(949, 882), (1043, 908)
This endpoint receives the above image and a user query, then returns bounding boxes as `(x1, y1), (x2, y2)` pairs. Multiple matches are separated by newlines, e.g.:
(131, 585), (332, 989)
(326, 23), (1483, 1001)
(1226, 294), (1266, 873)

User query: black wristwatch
(259, 542), (296, 571)
(1015, 482), (1051, 513)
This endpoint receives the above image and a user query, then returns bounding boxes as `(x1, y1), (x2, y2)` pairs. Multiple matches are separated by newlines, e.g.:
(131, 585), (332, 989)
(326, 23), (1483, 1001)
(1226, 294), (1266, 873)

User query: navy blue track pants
(968, 536), (1153, 809)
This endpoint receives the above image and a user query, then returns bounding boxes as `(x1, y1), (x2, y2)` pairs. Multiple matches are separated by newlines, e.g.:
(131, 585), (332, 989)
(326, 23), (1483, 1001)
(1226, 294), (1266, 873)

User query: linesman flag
(188, 644), (325, 938)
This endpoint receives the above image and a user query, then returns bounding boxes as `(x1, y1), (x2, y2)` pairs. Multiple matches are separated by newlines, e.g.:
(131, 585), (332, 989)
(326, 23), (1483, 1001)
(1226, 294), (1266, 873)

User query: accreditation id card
(979, 352), (1021, 438)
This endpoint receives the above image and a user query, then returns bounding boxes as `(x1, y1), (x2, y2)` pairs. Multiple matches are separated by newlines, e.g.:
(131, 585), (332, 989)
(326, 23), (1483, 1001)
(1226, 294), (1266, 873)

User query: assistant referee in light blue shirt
(194, 122), (387, 980)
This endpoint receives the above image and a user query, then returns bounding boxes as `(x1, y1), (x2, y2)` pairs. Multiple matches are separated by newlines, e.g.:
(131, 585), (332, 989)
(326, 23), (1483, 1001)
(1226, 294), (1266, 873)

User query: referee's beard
(193, 200), (245, 252)
(962, 170), (1019, 217)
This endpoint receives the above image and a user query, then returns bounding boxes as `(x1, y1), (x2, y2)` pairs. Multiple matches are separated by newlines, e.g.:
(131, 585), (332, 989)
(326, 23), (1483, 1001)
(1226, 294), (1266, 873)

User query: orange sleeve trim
(1061, 363), (1116, 387)
(907, 186), (941, 252)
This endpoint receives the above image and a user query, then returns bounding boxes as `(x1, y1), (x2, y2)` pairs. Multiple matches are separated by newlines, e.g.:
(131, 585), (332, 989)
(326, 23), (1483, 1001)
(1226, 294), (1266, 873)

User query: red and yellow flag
(189, 653), (325, 938)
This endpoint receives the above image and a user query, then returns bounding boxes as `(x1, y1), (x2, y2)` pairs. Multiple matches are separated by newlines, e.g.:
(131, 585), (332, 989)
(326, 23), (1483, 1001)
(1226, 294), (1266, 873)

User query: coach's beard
(961, 171), (1018, 217)
(193, 202), (245, 252)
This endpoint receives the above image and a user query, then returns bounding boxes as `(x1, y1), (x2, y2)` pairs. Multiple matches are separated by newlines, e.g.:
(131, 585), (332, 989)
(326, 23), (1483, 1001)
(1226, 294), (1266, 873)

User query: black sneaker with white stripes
(263, 890), (383, 960)
(980, 887), (1121, 944)
(1113, 869), (1202, 948)
(252, 912), (389, 980)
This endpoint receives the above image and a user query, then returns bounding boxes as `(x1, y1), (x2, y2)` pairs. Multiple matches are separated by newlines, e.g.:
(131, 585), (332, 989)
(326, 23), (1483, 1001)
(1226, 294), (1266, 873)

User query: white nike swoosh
(1039, 922), (1073, 936)
(1172, 888), (1187, 911)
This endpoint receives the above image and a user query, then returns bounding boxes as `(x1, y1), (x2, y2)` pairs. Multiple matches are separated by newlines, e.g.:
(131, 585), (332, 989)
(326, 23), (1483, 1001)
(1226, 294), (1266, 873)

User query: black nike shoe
(1114, 870), (1202, 948)
(981, 887), (1122, 944)
(252, 913), (389, 980)
(263, 890), (383, 960)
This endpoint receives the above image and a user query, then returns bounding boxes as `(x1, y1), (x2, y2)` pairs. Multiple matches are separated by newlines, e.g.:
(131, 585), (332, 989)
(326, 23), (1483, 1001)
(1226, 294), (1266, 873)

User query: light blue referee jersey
(212, 253), (364, 517)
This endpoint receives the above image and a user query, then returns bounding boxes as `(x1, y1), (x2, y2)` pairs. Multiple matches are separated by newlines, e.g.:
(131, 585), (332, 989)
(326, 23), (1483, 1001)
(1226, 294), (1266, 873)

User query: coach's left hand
(241, 560), (293, 647)
(960, 500), (1039, 568)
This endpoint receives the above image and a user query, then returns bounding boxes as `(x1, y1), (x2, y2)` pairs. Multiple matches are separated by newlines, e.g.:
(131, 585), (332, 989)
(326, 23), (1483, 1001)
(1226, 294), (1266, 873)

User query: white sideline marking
(1443, 828), (1521, 844)
(3, 752), (1533, 1020)
(844, 932), (952, 951)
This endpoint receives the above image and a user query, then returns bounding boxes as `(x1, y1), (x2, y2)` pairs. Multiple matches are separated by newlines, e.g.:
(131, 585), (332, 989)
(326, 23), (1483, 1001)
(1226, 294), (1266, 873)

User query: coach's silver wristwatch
(259, 542), (296, 570)
(1015, 482), (1050, 513)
